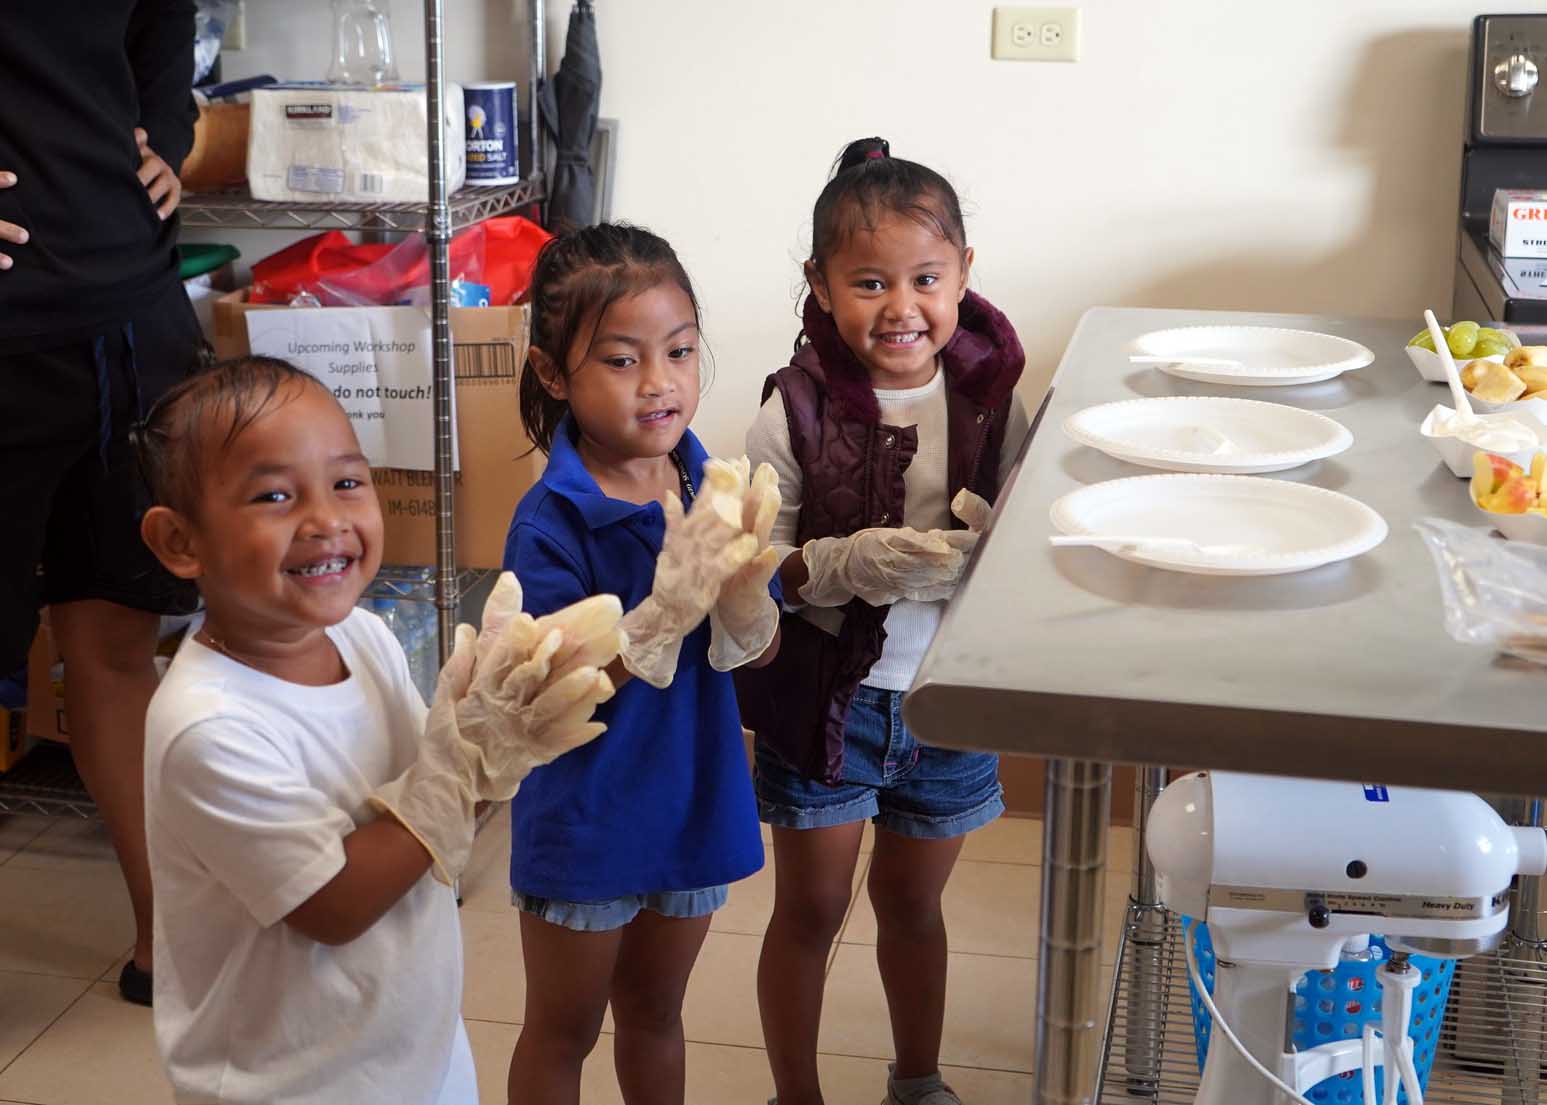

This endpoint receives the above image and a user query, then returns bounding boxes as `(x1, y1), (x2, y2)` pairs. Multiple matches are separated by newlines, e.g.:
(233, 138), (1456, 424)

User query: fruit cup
(1407, 322), (1519, 383)
(1469, 452), (1547, 545)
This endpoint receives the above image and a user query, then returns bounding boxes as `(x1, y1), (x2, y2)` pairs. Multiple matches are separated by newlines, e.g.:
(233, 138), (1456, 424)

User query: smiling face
(808, 209), (974, 390)
(542, 281), (703, 467)
(147, 381), (383, 657)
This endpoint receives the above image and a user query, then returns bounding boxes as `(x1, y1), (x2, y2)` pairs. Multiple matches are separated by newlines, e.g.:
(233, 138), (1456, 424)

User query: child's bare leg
(867, 830), (966, 1079)
(757, 822), (866, 1105)
(610, 910), (713, 1105)
(507, 913), (622, 1105)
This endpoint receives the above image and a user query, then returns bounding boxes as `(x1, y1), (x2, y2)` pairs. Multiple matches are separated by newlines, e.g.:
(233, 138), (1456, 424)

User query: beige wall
(219, 0), (1544, 457)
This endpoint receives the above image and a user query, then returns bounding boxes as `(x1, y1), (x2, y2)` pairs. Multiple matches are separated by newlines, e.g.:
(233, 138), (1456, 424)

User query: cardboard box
(213, 289), (541, 568)
(24, 613), (66, 746)
(1490, 189), (1547, 258)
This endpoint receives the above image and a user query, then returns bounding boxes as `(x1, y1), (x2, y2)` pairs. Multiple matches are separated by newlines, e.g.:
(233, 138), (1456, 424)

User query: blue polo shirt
(502, 417), (770, 901)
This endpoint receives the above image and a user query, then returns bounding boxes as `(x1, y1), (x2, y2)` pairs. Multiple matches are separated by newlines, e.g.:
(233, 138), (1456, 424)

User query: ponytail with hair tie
(834, 136), (890, 175)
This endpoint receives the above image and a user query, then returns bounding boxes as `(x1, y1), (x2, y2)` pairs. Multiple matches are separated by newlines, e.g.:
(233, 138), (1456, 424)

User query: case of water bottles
(359, 565), (441, 704)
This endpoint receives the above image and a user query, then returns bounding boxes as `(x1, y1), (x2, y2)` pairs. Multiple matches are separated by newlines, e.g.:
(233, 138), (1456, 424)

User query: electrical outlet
(991, 6), (1080, 63)
(222, 0), (246, 51)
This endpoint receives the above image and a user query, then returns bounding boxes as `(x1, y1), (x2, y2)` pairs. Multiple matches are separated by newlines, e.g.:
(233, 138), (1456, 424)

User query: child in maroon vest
(737, 138), (1031, 1105)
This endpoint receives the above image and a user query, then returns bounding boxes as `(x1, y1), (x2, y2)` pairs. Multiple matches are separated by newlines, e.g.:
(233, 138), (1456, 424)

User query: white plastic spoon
(1049, 534), (1264, 556)
(1425, 309), (1476, 424)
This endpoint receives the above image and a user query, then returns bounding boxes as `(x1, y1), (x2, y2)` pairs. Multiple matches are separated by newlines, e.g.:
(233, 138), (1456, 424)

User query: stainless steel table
(902, 307), (1547, 1105)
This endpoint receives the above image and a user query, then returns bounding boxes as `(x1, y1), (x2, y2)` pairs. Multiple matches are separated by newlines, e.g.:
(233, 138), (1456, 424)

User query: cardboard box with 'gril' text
(1490, 190), (1547, 258)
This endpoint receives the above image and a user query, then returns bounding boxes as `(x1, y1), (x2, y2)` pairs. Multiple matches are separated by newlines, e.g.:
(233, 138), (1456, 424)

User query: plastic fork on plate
(1128, 355), (1244, 368)
(1049, 534), (1265, 557)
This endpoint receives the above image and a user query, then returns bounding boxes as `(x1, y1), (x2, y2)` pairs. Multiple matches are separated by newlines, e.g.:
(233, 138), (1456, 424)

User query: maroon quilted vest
(734, 290), (1025, 783)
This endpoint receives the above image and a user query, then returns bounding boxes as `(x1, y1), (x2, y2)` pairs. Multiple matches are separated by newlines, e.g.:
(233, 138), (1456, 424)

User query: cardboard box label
(245, 306), (452, 471)
(1490, 190), (1547, 258)
(213, 289), (537, 568)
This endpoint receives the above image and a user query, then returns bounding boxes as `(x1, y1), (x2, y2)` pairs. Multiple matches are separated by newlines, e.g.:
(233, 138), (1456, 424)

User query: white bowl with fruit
(1470, 452), (1547, 545)
(1458, 347), (1547, 415)
(1406, 321), (1519, 382)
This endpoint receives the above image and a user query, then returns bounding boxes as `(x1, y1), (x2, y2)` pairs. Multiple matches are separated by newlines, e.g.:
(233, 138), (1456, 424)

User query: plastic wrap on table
(1414, 515), (1547, 665)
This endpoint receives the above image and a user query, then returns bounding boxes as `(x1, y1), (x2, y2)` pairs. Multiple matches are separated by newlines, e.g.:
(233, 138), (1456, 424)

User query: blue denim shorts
(512, 885), (728, 933)
(755, 684), (1004, 840)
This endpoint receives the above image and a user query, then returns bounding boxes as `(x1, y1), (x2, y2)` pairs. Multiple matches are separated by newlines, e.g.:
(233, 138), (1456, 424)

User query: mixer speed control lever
(1306, 895), (1331, 929)
(1494, 53), (1539, 98)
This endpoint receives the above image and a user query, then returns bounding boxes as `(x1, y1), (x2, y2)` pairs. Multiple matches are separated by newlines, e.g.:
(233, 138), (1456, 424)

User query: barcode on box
(359, 172), (385, 194)
(455, 340), (519, 381)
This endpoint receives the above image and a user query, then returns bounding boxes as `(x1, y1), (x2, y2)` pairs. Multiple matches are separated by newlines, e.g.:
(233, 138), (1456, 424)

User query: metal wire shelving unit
(0, 0), (549, 817)
(179, 176), (545, 232)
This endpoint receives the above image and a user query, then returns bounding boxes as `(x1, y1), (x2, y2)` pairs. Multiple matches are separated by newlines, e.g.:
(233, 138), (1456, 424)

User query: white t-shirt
(746, 367), (1031, 691)
(145, 608), (476, 1105)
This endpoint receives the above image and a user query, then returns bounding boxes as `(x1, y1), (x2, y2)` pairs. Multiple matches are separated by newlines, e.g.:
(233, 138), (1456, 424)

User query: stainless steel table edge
(904, 682), (1547, 795)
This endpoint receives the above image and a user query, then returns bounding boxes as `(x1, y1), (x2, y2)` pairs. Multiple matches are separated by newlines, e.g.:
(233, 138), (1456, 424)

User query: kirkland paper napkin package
(247, 82), (466, 204)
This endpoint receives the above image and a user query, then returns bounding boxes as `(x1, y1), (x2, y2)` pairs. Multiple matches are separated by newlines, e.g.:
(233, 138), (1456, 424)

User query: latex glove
(467, 592), (624, 800)
(368, 576), (623, 883)
(708, 457), (782, 672)
(456, 572), (622, 798)
(619, 464), (760, 688)
(0, 170), (25, 271)
(951, 488), (993, 535)
(799, 527), (966, 608)
(366, 623), (484, 884)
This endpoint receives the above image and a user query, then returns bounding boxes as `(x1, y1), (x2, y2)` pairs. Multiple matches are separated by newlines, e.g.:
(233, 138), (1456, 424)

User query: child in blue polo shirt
(501, 223), (783, 1105)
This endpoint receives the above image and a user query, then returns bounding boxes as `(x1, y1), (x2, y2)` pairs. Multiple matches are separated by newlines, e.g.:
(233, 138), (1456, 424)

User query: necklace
(197, 627), (237, 660)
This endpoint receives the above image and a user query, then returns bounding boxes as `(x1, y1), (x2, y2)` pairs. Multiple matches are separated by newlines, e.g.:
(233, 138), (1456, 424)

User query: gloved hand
(708, 457), (782, 672)
(798, 527), (964, 607)
(951, 488), (993, 535)
(367, 573), (622, 884)
(798, 490), (991, 609)
(619, 464), (759, 688)
(366, 621), (487, 884)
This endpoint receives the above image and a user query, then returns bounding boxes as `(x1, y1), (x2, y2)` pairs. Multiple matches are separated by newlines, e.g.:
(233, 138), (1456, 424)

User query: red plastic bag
(250, 232), (393, 304)
(477, 217), (553, 306)
(249, 217), (551, 307)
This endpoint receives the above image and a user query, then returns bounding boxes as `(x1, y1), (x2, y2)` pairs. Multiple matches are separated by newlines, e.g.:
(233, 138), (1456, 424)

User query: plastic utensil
(1048, 534), (1264, 556)
(1128, 355), (1244, 368)
(1425, 309), (1476, 423)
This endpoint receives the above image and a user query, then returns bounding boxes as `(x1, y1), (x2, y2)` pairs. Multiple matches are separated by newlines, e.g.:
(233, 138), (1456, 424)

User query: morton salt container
(463, 81), (520, 185)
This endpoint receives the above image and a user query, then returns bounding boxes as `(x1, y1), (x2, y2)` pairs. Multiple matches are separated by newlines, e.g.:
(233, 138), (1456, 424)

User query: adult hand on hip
(135, 128), (181, 220)
(0, 171), (27, 270)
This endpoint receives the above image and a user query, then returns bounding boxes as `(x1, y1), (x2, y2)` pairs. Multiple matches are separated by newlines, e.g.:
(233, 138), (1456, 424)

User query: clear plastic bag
(1414, 516), (1547, 665)
(193, 0), (238, 85)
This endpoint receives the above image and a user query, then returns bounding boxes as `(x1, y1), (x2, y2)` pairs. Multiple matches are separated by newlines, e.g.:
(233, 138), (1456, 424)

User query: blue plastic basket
(1185, 920), (1455, 1105)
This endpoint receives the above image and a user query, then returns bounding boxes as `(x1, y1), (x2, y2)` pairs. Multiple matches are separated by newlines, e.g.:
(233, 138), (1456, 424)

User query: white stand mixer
(1148, 771), (1547, 1105)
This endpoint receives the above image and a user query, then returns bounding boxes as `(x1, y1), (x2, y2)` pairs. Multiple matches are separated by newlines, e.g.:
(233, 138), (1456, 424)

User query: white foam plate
(1063, 397), (1352, 474)
(1130, 326), (1374, 386)
(1049, 474), (1388, 576)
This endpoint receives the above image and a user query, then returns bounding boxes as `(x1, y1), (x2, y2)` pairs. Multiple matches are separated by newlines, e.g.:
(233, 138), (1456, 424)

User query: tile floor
(0, 812), (1136, 1105)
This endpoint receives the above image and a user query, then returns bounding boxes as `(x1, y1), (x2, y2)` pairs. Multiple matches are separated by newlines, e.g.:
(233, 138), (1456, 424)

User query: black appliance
(1454, 13), (1547, 325)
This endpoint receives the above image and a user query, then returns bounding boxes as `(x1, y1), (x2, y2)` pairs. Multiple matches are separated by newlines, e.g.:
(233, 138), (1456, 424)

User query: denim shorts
(513, 885), (729, 933)
(755, 684), (1004, 840)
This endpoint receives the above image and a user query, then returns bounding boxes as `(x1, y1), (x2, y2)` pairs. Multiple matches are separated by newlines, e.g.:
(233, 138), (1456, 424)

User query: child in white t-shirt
(134, 356), (621, 1105)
